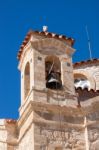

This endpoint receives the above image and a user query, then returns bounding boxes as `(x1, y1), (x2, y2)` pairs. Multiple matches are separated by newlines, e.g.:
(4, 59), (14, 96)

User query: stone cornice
(30, 101), (99, 117)
(19, 99), (99, 124)
(17, 30), (75, 60)
(19, 87), (77, 116)
(19, 88), (33, 113)
(33, 111), (84, 130)
(87, 120), (99, 127)
(18, 102), (33, 129)
(17, 100), (99, 144)
(31, 38), (75, 56)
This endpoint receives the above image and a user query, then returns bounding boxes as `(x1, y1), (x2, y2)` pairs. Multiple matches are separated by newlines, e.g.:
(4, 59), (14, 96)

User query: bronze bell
(46, 71), (62, 89)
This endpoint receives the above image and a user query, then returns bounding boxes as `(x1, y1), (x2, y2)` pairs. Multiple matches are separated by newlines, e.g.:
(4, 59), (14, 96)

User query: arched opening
(24, 62), (30, 99)
(74, 73), (90, 90)
(45, 55), (62, 89)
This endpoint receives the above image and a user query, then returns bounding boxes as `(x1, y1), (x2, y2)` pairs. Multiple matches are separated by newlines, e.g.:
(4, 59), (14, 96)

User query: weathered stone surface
(18, 125), (34, 150)
(1, 30), (99, 150)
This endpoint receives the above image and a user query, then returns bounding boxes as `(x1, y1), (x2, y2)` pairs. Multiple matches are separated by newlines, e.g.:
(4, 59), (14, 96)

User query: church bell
(46, 71), (62, 89)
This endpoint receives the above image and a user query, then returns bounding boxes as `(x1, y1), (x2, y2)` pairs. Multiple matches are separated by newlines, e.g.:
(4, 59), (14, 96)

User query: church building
(0, 27), (99, 150)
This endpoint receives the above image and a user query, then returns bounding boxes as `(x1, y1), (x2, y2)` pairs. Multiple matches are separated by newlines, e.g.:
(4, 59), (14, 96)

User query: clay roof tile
(5, 119), (17, 124)
(74, 59), (99, 67)
(17, 29), (74, 60)
(75, 87), (99, 95)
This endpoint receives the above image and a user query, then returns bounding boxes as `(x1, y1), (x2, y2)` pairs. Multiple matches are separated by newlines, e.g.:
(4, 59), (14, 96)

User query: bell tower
(17, 28), (77, 150)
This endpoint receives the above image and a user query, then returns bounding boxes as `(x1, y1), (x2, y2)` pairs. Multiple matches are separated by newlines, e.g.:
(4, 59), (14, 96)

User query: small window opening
(67, 62), (71, 67)
(38, 56), (42, 61)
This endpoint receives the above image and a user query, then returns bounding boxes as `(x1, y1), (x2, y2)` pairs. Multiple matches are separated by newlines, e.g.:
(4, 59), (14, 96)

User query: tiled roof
(75, 87), (99, 94)
(17, 30), (75, 60)
(5, 119), (17, 124)
(73, 59), (99, 68)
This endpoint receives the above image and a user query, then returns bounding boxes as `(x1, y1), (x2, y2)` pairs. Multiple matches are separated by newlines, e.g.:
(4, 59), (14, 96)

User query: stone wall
(0, 119), (18, 150)
(18, 124), (34, 150)
(88, 127), (99, 150)
(34, 124), (85, 150)
(0, 120), (7, 150)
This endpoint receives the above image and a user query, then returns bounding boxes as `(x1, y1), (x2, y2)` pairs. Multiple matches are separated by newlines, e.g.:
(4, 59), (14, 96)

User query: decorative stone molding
(31, 38), (75, 56)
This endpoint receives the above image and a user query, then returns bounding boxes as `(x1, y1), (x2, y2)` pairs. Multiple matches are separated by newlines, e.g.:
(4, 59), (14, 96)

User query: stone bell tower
(17, 27), (78, 150)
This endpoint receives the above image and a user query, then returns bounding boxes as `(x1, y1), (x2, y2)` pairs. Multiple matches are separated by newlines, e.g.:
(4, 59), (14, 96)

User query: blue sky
(0, 0), (98, 119)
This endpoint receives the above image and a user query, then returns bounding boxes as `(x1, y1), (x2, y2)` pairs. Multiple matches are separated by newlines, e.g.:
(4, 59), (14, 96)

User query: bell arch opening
(74, 73), (90, 90)
(45, 55), (62, 90)
(24, 62), (30, 99)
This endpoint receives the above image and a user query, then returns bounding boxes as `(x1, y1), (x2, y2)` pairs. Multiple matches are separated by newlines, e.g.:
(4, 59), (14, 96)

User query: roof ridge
(73, 58), (99, 67)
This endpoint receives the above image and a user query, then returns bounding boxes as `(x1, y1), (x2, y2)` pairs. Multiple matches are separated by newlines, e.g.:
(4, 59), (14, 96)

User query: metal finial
(43, 26), (48, 32)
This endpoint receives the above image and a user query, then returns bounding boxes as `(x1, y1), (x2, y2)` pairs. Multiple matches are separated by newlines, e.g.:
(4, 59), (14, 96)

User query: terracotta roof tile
(5, 119), (17, 124)
(17, 30), (75, 60)
(75, 87), (99, 94)
(73, 59), (99, 68)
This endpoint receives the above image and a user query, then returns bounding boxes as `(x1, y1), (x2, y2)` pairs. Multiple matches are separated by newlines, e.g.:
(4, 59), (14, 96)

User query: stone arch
(74, 73), (87, 80)
(45, 55), (61, 72)
(45, 55), (62, 89)
(24, 62), (30, 99)
(73, 70), (96, 90)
